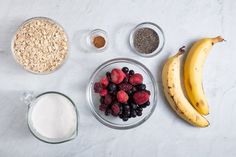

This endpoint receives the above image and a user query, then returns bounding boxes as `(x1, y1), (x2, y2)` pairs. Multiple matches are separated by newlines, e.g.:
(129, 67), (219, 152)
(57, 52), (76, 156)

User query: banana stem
(176, 46), (185, 56)
(212, 36), (225, 45)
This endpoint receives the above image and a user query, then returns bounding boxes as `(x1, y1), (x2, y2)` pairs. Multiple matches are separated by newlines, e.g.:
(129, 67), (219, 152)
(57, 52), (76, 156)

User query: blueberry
(106, 72), (111, 81)
(119, 114), (124, 119)
(123, 117), (129, 121)
(100, 97), (105, 103)
(108, 83), (117, 93)
(105, 109), (112, 116)
(129, 70), (134, 75)
(141, 104), (147, 108)
(144, 101), (150, 106)
(122, 67), (129, 73)
(137, 84), (146, 90)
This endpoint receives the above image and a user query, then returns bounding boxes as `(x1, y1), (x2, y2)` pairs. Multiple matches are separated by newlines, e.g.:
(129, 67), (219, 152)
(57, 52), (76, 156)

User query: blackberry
(137, 84), (146, 90)
(131, 110), (137, 118)
(119, 83), (133, 92)
(104, 95), (112, 105)
(125, 110), (131, 117)
(119, 104), (123, 114)
(136, 107), (143, 112)
(122, 77), (129, 83)
(136, 111), (142, 116)
(131, 87), (137, 93)
(127, 90), (133, 96)
(131, 103), (137, 110)
(123, 104), (130, 110)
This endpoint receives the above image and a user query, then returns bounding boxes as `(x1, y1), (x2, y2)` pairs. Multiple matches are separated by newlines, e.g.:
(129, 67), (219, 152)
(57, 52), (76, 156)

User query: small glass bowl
(129, 22), (165, 57)
(11, 17), (69, 74)
(86, 58), (157, 129)
(23, 91), (79, 144)
(87, 29), (108, 52)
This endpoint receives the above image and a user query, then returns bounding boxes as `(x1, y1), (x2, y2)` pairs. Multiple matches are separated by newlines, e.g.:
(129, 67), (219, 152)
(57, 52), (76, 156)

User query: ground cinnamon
(93, 36), (106, 48)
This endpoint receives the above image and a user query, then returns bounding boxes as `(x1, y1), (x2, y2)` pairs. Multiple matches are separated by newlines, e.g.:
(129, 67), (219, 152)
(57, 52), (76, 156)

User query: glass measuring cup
(22, 91), (79, 144)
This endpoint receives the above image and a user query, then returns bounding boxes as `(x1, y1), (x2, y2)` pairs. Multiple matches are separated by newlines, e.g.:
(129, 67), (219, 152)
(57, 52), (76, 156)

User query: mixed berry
(94, 67), (151, 121)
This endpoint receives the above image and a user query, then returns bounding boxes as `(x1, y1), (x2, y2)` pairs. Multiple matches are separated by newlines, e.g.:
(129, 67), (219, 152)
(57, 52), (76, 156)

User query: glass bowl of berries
(87, 58), (157, 129)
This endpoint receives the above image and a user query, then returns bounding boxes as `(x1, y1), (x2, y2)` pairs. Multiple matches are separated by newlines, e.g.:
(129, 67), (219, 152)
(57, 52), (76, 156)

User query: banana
(184, 36), (224, 115)
(162, 47), (209, 127)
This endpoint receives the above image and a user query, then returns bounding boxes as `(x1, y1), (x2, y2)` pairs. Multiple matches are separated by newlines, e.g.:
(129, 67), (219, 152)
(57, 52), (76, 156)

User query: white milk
(29, 93), (77, 140)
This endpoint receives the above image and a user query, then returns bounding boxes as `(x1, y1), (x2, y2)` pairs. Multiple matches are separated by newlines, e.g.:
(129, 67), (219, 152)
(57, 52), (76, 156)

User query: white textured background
(0, 0), (235, 156)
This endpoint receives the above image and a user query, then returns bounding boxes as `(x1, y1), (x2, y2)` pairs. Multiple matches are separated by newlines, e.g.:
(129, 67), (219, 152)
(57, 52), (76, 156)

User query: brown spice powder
(93, 36), (106, 48)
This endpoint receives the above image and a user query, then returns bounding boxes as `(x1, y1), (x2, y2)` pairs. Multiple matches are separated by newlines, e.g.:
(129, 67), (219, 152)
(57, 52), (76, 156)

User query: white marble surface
(0, 0), (235, 156)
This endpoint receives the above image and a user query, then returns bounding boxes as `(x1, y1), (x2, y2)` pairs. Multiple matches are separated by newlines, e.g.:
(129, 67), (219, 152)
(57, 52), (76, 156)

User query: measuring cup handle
(21, 91), (35, 106)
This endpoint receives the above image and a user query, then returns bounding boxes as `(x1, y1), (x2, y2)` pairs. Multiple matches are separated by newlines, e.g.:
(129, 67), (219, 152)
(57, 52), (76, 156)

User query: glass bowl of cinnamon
(87, 29), (108, 52)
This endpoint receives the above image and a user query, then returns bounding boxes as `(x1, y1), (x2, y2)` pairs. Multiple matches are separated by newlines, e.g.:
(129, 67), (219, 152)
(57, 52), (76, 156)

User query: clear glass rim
(129, 22), (165, 58)
(11, 17), (69, 75)
(86, 58), (158, 130)
(27, 91), (79, 144)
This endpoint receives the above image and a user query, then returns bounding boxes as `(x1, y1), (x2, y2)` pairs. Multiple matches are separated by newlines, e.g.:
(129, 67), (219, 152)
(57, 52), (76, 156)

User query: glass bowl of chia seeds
(129, 22), (165, 57)
(86, 58), (158, 129)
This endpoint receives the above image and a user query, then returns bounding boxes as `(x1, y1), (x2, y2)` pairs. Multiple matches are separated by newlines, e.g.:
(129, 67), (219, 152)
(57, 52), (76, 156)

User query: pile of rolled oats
(12, 17), (68, 74)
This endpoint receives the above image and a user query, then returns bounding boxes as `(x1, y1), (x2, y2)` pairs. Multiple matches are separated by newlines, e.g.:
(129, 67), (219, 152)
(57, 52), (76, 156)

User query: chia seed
(133, 27), (159, 54)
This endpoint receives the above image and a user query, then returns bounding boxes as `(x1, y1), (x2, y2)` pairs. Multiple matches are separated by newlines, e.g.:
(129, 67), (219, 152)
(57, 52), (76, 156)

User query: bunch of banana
(162, 36), (224, 127)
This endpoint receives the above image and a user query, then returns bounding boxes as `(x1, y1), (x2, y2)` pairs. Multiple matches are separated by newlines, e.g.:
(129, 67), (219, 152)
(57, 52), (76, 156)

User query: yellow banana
(184, 36), (224, 115)
(162, 47), (209, 127)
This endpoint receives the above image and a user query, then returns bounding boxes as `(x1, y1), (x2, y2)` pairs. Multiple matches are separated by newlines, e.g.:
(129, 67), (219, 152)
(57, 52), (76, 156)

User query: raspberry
(111, 103), (120, 115)
(94, 82), (102, 93)
(104, 94), (113, 105)
(117, 90), (129, 103)
(100, 76), (109, 87)
(119, 83), (133, 92)
(111, 68), (126, 84)
(99, 104), (107, 111)
(129, 73), (143, 85)
(133, 91), (150, 105)
(99, 89), (108, 96)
